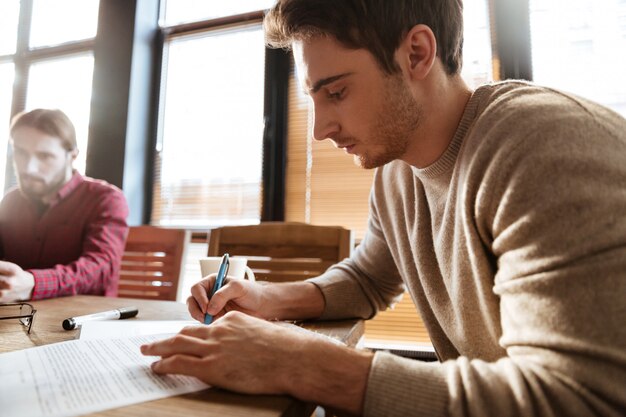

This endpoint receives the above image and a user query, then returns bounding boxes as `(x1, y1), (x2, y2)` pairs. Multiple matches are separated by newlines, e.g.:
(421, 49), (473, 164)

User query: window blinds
(284, 60), (430, 346)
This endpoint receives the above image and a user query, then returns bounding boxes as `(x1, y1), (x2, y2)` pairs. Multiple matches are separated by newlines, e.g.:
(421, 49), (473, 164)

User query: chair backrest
(207, 222), (353, 282)
(118, 226), (189, 301)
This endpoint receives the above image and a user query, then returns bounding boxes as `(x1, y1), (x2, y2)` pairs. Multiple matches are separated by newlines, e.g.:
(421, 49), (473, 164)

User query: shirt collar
(48, 170), (83, 207)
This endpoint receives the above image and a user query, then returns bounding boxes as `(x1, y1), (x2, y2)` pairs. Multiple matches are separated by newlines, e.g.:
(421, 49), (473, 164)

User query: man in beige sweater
(141, 1), (626, 415)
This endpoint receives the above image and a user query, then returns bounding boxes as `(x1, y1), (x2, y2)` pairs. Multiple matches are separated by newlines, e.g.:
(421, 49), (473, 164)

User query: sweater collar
(411, 85), (491, 180)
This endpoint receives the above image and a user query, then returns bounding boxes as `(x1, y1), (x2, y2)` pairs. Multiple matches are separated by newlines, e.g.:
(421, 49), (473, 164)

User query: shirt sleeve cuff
(363, 351), (449, 417)
(28, 269), (58, 300)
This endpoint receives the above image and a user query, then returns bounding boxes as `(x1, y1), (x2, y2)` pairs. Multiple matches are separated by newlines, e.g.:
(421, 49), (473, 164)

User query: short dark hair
(264, 0), (464, 75)
(10, 108), (77, 151)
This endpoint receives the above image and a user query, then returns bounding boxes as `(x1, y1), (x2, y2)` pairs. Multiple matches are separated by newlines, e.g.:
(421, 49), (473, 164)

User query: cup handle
(244, 266), (256, 282)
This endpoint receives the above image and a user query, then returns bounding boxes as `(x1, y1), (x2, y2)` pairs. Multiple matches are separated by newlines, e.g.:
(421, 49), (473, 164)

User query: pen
(204, 253), (230, 325)
(62, 306), (139, 330)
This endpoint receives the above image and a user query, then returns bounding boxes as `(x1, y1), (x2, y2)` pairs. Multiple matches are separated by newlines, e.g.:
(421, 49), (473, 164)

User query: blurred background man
(0, 109), (128, 301)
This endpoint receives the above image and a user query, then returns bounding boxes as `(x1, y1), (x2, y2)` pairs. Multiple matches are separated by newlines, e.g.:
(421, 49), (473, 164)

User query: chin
(20, 187), (46, 200)
(355, 154), (393, 170)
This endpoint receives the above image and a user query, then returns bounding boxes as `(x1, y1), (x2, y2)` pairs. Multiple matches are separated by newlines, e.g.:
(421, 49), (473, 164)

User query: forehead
(11, 126), (66, 153)
(293, 36), (380, 90)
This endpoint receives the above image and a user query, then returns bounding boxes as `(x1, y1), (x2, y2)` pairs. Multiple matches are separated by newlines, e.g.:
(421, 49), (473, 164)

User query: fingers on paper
(151, 354), (204, 377)
(141, 333), (209, 358)
(179, 324), (212, 339)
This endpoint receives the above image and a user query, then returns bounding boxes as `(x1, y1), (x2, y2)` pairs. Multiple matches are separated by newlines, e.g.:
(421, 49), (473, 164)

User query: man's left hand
(141, 311), (310, 394)
(140, 310), (373, 415)
(0, 261), (35, 302)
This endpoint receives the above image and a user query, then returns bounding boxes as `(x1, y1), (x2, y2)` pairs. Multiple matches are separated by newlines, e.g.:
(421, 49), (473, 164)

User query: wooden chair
(118, 226), (189, 301)
(207, 222), (353, 282)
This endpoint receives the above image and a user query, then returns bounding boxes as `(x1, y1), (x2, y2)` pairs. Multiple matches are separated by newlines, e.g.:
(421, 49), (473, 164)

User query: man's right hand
(187, 276), (326, 323)
(0, 260), (35, 302)
(187, 275), (270, 322)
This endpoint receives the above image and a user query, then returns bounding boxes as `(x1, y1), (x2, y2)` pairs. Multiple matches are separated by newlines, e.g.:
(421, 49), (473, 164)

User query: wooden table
(0, 295), (364, 417)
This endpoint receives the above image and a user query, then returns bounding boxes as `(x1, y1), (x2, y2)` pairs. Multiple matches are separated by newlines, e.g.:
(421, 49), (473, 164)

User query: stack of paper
(0, 321), (207, 417)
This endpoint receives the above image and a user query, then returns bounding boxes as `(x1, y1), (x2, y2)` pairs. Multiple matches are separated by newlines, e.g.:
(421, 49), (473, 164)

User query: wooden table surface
(0, 295), (364, 417)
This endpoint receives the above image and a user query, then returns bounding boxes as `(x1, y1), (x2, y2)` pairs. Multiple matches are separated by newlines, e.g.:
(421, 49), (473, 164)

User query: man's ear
(69, 148), (79, 161)
(396, 24), (437, 81)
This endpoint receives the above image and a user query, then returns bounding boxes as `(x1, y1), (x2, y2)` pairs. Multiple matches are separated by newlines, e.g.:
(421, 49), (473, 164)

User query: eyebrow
(309, 72), (353, 94)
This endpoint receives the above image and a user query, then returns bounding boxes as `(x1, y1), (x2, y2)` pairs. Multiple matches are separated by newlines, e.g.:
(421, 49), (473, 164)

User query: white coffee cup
(198, 256), (256, 282)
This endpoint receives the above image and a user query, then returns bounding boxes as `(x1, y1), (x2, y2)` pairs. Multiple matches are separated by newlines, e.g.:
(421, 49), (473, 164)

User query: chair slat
(217, 224), (344, 247)
(253, 271), (320, 282)
(247, 259), (334, 272)
(117, 284), (174, 292)
(120, 264), (174, 273)
(121, 254), (173, 263)
(218, 244), (339, 260)
(119, 273), (177, 281)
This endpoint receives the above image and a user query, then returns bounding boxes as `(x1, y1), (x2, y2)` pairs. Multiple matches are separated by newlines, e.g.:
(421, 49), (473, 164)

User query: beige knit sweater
(309, 81), (626, 417)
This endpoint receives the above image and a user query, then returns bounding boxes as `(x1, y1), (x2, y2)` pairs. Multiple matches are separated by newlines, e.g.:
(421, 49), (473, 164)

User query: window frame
(149, 10), (289, 230)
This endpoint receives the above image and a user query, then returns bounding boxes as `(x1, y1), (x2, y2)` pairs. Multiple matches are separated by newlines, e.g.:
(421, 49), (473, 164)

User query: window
(284, 67), (374, 238)
(0, 64), (15, 190)
(0, 0), (99, 191)
(26, 54), (95, 174)
(462, 0), (494, 88)
(162, 0), (275, 26)
(530, 0), (626, 117)
(620, 0), (626, 39)
(152, 23), (266, 228)
(0, 0), (20, 56)
(30, 0), (99, 48)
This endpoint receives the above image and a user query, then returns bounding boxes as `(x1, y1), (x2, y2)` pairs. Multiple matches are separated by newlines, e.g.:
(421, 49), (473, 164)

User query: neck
(402, 74), (473, 168)
(40, 168), (74, 205)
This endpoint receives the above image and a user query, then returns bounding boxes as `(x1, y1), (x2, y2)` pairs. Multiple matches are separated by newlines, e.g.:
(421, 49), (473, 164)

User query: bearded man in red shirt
(0, 108), (129, 301)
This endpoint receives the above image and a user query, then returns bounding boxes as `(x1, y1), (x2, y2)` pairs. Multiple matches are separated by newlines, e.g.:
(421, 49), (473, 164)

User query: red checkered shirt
(0, 172), (129, 299)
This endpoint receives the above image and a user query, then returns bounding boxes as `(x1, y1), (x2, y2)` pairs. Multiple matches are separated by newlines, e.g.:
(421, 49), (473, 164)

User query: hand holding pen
(204, 253), (230, 325)
(187, 253), (267, 323)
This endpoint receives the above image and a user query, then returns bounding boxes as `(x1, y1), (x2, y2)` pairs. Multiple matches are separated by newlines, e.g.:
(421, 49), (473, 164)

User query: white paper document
(0, 334), (209, 417)
(79, 320), (198, 340)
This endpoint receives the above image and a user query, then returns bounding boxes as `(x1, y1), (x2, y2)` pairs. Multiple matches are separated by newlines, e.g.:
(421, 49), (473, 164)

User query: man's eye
(327, 87), (346, 100)
(13, 149), (27, 160)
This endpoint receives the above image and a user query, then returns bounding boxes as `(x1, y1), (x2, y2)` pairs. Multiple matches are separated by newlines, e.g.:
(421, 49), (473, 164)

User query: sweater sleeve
(308, 170), (406, 320)
(362, 91), (626, 417)
(29, 187), (129, 299)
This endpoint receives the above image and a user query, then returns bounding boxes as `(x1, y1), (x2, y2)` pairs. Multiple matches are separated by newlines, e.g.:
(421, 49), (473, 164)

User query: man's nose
(23, 156), (40, 174)
(312, 103), (340, 141)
